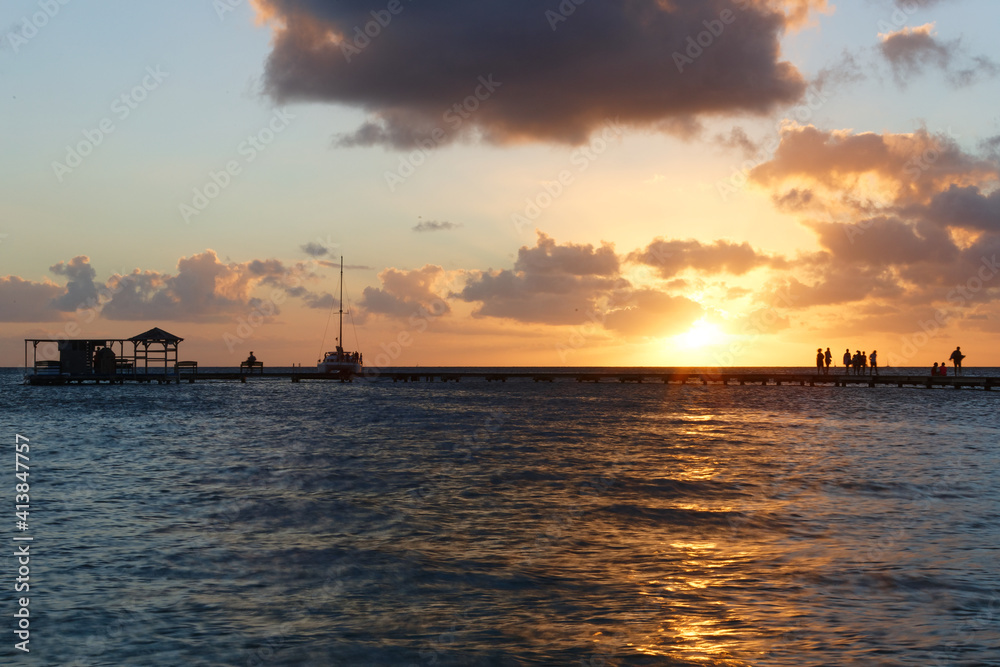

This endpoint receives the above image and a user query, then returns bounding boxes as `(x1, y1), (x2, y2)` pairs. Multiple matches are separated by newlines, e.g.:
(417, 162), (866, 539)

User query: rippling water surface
(1, 368), (998, 665)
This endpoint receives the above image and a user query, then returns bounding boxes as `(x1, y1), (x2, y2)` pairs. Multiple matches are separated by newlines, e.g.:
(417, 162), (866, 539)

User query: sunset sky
(3, 0), (1000, 367)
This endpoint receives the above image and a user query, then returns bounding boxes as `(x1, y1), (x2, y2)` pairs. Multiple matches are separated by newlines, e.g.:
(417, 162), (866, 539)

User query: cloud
(457, 233), (702, 334)
(602, 289), (703, 336)
(628, 238), (786, 277)
(879, 23), (999, 87)
(750, 125), (995, 208)
(745, 124), (1000, 327)
(805, 217), (958, 266)
(253, 0), (815, 148)
(920, 185), (1000, 233)
(101, 250), (295, 322)
(458, 233), (623, 325)
(412, 219), (462, 233)
(0, 276), (64, 322)
(359, 265), (450, 317)
(49, 256), (100, 312)
(301, 242), (330, 257)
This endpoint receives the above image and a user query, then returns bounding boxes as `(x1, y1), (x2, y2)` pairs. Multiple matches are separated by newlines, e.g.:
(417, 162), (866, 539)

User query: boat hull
(317, 361), (362, 375)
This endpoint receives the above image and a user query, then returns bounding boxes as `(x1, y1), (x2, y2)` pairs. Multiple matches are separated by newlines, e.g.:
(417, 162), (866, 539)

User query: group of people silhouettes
(933, 346), (965, 376)
(814, 345), (966, 375)
(813, 347), (878, 375)
(843, 348), (878, 375)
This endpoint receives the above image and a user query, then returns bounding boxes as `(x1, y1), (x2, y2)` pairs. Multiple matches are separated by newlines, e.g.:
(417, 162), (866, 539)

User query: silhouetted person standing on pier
(824, 348), (832, 374)
(843, 349), (851, 374)
(949, 346), (965, 375)
(869, 350), (878, 375)
(816, 348), (824, 373)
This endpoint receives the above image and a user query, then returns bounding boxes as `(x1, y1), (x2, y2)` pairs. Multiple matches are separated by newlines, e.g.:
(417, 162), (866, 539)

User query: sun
(674, 318), (727, 350)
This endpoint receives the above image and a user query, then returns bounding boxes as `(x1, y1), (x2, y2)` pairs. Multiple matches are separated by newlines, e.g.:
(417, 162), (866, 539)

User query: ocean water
(1, 367), (998, 666)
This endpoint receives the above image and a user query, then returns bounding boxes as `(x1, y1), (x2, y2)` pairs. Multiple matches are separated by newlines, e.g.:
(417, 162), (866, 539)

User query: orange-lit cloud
(751, 125), (996, 209)
(359, 265), (451, 318)
(747, 125), (1000, 335)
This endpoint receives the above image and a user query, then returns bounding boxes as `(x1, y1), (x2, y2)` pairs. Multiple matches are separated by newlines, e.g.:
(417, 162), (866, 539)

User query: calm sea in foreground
(1, 366), (998, 666)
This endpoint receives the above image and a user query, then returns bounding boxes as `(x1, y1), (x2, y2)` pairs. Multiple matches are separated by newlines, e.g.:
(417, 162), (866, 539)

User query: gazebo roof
(129, 327), (183, 343)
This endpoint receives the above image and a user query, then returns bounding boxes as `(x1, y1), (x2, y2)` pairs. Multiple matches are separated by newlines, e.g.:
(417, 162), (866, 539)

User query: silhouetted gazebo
(129, 327), (183, 375)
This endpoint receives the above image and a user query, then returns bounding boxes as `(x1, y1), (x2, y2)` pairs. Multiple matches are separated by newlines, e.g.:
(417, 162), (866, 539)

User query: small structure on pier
(129, 327), (183, 375)
(24, 327), (184, 384)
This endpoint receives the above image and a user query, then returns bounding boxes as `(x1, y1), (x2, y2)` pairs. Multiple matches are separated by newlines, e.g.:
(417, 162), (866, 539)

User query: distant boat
(317, 256), (363, 379)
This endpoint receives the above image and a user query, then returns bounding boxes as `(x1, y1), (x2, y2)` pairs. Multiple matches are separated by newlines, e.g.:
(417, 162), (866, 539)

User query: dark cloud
(805, 217), (958, 266)
(49, 256), (100, 312)
(413, 219), (462, 233)
(879, 24), (999, 88)
(304, 292), (337, 309)
(979, 135), (1000, 162)
(628, 238), (786, 277)
(920, 185), (1000, 233)
(301, 242), (330, 257)
(255, 0), (812, 148)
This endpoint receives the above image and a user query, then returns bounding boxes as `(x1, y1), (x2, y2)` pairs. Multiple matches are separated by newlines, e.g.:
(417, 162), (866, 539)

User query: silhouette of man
(816, 348), (824, 373)
(869, 350), (878, 376)
(843, 349), (851, 375)
(949, 346), (964, 375)
(247, 351), (256, 366)
(824, 348), (832, 374)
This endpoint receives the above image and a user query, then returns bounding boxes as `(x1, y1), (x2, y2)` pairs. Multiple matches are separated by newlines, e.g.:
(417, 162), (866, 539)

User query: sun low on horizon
(2, 0), (1000, 368)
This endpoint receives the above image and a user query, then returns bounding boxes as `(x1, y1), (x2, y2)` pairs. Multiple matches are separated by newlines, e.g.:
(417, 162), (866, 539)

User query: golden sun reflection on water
(658, 541), (764, 664)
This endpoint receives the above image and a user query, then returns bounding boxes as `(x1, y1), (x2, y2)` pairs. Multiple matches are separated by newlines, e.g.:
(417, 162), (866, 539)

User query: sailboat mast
(339, 256), (344, 351)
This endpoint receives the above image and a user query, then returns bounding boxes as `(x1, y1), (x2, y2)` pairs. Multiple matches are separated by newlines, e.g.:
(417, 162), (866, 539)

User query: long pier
(22, 368), (1000, 390)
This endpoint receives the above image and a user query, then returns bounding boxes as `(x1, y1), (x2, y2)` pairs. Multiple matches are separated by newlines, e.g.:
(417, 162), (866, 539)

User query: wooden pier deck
(22, 368), (1000, 390)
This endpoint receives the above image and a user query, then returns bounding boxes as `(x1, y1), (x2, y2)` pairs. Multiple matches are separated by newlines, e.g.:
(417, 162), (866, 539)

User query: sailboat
(317, 256), (363, 378)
